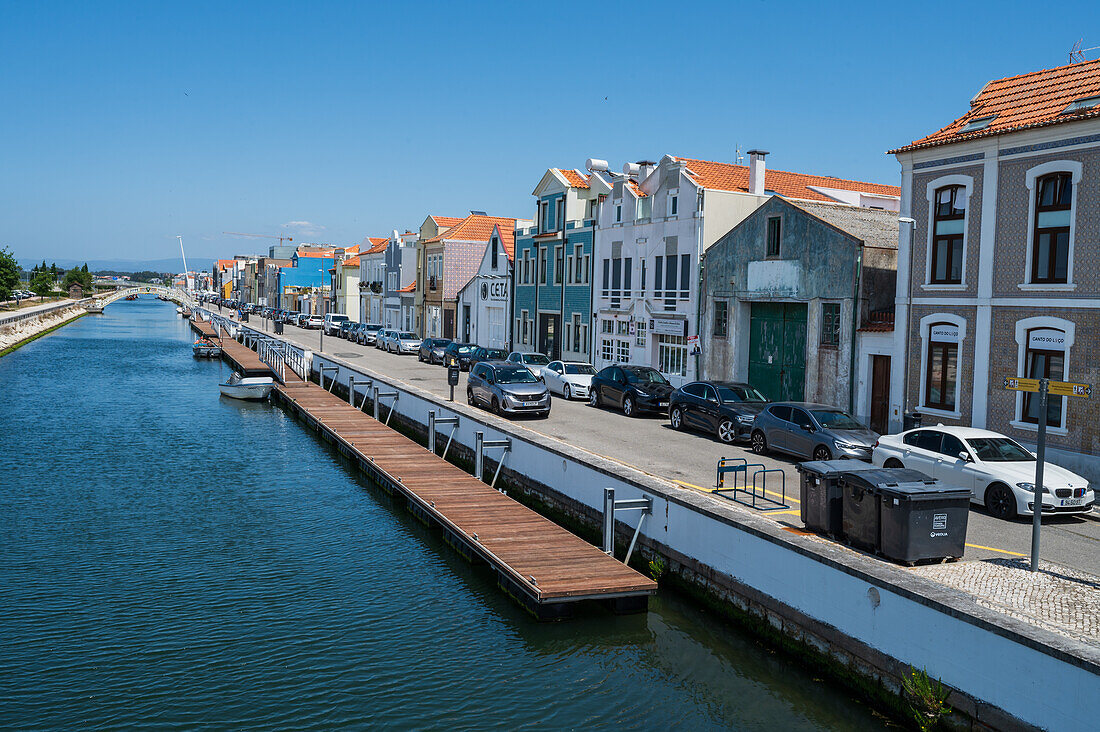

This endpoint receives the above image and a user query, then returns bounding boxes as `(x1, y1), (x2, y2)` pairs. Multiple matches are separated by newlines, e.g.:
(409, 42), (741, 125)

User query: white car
(872, 426), (1094, 520)
(389, 331), (422, 354)
(323, 313), (349, 335)
(305, 314), (324, 329)
(542, 360), (596, 400)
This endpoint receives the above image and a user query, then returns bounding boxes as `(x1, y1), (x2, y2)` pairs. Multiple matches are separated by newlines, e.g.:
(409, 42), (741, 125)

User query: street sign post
(1002, 376), (1091, 571)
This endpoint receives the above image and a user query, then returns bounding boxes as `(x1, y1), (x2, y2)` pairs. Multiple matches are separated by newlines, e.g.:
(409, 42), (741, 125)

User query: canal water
(0, 297), (890, 730)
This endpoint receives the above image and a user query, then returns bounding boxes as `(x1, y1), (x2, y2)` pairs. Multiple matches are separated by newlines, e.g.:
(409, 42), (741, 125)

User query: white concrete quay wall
(239, 325), (1097, 732)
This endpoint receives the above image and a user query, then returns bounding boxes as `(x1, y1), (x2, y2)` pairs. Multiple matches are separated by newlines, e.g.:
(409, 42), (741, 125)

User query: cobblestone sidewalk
(914, 558), (1100, 647)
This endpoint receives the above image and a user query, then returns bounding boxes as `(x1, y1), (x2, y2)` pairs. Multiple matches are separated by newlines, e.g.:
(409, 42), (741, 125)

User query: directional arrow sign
(1003, 377), (1041, 392)
(1047, 380), (1092, 398)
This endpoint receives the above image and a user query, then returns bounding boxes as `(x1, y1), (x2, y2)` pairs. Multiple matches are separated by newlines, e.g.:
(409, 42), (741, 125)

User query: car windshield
(456, 345), (474, 354)
(398, 332), (417, 339)
(810, 410), (864, 430)
(366, 325), (381, 331)
(717, 385), (767, 403)
(332, 315), (348, 321)
(967, 437), (1035, 462)
(523, 354), (550, 365)
(625, 368), (669, 385)
(565, 364), (596, 375)
(495, 367), (538, 384)
(432, 339), (449, 347)
(488, 349), (507, 358)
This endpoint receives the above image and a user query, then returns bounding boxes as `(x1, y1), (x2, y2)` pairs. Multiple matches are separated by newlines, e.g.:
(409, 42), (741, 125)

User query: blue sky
(2, 0), (1099, 266)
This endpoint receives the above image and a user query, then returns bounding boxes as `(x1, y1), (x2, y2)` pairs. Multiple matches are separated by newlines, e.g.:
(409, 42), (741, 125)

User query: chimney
(747, 149), (769, 196)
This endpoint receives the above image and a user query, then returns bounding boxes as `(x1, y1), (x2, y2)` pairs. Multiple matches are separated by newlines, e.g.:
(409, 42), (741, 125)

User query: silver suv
(467, 361), (550, 418)
(750, 402), (878, 462)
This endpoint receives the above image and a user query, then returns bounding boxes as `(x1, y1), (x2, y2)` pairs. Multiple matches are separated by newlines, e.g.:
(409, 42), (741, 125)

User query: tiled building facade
(513, 168), (600, 361)
(890, 58), (1100, 479)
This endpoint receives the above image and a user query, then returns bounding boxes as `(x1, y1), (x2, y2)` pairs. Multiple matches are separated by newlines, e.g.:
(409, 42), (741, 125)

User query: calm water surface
(0, 298), (890, 730)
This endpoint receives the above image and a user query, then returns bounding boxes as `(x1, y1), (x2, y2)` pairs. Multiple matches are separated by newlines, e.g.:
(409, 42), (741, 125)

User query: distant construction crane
(223, 231), (295, 246)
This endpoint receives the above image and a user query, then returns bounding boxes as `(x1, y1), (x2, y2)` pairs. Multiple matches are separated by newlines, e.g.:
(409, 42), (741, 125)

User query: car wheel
(717, 419), (736, 444)
(491, 397), (500, 415)
(751, 430), (768, 455)
(562, 384), (571, 400)
(622, 395), (636, 417)
(985, 483), (1018, 521)
(670, 407), (685, 431)
(589, 388), (601, 408)
(467, 388), (475, 406)
(883, 458), (904, 469)
(813, 445), (832, 461)
(418, 353), (424, 362)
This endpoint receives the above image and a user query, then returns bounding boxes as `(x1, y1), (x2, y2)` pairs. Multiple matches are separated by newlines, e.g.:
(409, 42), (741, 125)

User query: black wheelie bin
(877, 479), (971, 563)
(840, 468), (931, 553)
(796, 460), (880, 537)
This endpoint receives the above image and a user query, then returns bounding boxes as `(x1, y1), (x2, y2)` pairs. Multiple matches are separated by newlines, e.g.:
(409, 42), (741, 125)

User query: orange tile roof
(430, 215), (464, 229)
(398, 282), (415, 293)
(626, 180), (647, 198)
(363, 237), (389, 255)
(216, 259), (236, 270)
(671, 156), (899, 201)
(296, 249), (336, 258)
(891, 59), (1100, 153)
(341, 255), (360, 267)
(556, 168), (590, 188)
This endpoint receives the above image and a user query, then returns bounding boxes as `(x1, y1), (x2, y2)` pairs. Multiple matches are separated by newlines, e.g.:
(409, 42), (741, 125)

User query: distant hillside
(19, 257), (216, 273)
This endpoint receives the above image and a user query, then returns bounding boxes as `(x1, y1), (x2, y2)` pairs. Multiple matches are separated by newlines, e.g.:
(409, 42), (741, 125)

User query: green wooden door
(747, 303), (807, 401)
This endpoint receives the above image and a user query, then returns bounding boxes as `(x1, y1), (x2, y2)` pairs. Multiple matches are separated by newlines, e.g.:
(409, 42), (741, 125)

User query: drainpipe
(694, 195), (704, 381)
(849, 243), (864, 415)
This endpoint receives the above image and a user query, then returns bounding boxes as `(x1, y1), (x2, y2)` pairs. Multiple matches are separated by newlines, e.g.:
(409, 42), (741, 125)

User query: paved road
(236, 311), (1100, 577)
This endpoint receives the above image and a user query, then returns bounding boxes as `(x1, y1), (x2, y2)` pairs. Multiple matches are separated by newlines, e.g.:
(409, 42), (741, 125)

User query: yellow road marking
(965, 542), (1027, 557)
(673, 479), (800, 505)
(766, 509), (802, 516)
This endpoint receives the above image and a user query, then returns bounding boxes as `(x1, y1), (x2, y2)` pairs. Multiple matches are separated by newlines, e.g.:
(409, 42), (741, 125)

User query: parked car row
(202, 291), (1094, 523)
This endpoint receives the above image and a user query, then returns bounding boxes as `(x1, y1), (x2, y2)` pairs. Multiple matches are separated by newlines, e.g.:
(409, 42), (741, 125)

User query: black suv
(669, 381), (769, 443)
(470, 346), (508, 365)
(589, 365), (673, 417)
(442, 342), (477, 370)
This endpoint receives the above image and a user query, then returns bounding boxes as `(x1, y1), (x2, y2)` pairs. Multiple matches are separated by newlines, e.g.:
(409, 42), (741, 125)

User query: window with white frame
(615, 339), (630, 363)
(614, 199), (622, 223)
(601, 318), (613, 335)
(600, 339), (614, 362)
(917, 314), (965, 415)
(931, 186), (966, 284)
(1030, 173), (1072, 284)
(668, 190), (678, 216)
(520, 309), (530, 345)
(571, 313), (582, 352)
(1014, 317), (1074, 430)
(657, 334), (687, 377)
(635, 319), (646, 346)
(636, 196), (651, 220)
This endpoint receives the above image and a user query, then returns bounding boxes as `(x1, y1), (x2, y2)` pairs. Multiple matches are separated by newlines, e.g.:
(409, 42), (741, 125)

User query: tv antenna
(1070, 39), (1100, 63)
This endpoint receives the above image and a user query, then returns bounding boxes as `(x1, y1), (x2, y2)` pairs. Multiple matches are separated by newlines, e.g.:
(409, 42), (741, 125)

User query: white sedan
(542, 361), (596, 400)
(872, 425), (1094, 520)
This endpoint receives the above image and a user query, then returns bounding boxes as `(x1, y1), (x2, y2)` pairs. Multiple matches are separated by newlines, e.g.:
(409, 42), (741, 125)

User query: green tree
(30, 270), (55, 297)
(0, 247), (19, 301)
(63, 267), (93, 293)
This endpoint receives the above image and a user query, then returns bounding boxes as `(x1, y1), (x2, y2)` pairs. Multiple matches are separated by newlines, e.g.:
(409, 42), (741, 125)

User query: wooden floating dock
(193, 318), (656, 618)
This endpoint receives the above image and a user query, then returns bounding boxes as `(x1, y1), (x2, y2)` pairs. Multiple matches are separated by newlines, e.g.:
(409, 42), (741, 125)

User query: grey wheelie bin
(840, 468), (932, 553)
(877, 480), (971, 563)
(796, 460), (880, 537)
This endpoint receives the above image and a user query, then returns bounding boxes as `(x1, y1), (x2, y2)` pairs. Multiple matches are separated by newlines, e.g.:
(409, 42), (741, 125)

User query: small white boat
(176, 306), (183, 314)
(219, 372), (274, 400)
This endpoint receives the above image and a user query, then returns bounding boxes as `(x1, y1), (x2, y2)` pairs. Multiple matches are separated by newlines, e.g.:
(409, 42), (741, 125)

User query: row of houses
(211, 57), (1100, 480)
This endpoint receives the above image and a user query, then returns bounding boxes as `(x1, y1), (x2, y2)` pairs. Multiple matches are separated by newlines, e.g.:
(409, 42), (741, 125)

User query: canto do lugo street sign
(1002, 375), (1091, 573)
(1003, 377), (1091, 398)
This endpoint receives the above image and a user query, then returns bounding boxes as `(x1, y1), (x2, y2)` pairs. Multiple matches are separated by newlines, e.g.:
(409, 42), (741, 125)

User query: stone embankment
(0, 301), (85, 353)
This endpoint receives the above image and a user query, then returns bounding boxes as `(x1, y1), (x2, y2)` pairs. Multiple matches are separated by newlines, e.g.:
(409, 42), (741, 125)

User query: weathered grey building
(889, 57), (1100, 479)
(700, 196), (897, 424)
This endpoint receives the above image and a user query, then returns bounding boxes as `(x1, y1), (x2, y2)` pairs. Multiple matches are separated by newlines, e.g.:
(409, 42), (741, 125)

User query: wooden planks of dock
(272, 381), (656, 617)
(192, 317), (656, 617)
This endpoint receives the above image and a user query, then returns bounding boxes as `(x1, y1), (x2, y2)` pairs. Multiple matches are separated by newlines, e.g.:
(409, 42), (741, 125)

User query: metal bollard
(475, 431), (484, 480)
(603, 488), (616, 555)
(428, 410), (436, 453)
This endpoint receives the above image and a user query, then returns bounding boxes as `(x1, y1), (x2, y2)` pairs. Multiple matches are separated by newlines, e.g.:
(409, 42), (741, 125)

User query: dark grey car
(467, 361), (550, 418)
(750, 402), (878, 462)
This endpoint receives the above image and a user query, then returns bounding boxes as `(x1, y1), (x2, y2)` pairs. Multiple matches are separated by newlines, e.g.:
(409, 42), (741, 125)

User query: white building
(592, 153), (900, 386)
(357, 237), (389, 324)
(382, 229), (418, 330)
(456, 224), (513, 348)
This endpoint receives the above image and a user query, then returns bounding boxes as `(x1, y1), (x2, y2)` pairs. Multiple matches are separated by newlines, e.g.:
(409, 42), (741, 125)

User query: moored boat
(193, 339), (221, 358)
(219, 372), (274, 400)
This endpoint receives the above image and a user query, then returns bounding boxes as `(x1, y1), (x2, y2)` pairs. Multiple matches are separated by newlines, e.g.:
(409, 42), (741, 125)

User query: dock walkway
(193, 317), (655, 617)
